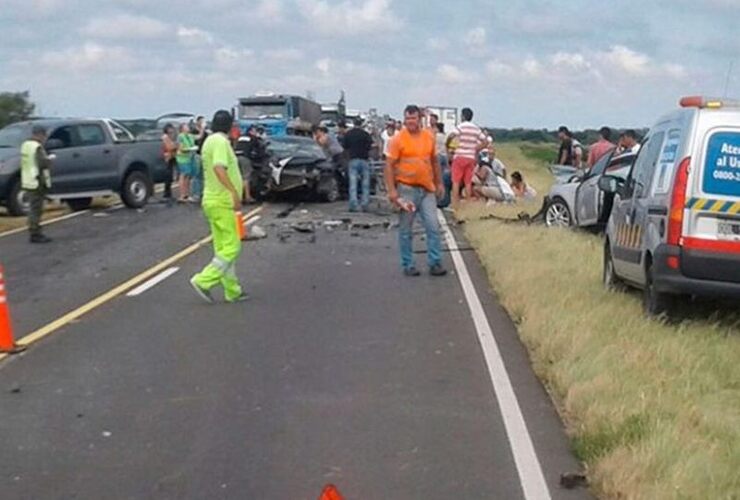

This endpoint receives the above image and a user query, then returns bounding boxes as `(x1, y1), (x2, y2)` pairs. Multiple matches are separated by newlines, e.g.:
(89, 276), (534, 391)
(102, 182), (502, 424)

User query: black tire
(7, 177), (29, 216)
(545, 197), (573, 227)
(643, 259), (674, 317)
(317, 175), (340, 203)
(67, 197), (93, 211)
(603, 240), (625, 291)
(121, 171), (152, 209)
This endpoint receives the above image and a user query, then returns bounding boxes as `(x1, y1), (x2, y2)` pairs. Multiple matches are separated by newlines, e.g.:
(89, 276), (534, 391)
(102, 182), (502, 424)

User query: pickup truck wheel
(603, 240), (625, 291)
(7, 177), (30, 216)
(121, 171), (152, 209)
(545, 197), (572, 227)
(67, 197), (93, 211)
(643, 260), (674, 317)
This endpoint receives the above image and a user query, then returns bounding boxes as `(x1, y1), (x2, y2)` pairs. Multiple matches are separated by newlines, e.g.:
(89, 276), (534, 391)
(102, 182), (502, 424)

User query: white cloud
(550, 52), (590, 71)
(521, 58), (542, 77)
(316, 57), (332, 75)
(81, 14), (169, 39)
(604, 45), (650, 75)
(437, 64), (472, 84)
(177, 26), (214, 47)
(40, 42), (135, 71)
(297, 0), (402, 35)
(214, 46), (254, 68)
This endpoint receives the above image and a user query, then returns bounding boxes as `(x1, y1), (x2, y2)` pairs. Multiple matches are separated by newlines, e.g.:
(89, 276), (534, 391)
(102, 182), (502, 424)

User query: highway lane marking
(0, 185), (169, 239)
(438, 212), (551, 500)
(126, 267), (180, 297)
(0, 205), (263, 364)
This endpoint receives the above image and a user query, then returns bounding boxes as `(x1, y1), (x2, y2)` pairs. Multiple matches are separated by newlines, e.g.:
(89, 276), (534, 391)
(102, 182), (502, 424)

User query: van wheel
(121, 171), (152, 209)
(603, 240), (625, 291)
(7, 177), (30, 216)
(545, 197), (572, 227)
(67, 197), (93, 211)
(643, 260), (674, 317)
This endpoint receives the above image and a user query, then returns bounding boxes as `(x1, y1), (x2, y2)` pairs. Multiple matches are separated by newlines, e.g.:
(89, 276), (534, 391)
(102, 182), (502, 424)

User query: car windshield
(239, 103), (286, 120)
(0, 123), (31, 148)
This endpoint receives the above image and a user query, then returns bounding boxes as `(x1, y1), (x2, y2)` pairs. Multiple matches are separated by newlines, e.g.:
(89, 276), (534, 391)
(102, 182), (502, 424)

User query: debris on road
(246, 225), (267, 240)
(560, 472), (588, 489)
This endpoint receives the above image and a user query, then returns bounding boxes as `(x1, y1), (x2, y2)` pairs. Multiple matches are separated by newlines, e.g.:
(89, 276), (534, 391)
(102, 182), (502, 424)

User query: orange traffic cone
(235, 211), (246, 240)
(318, 484), (344, 500)
(0, 265), (26, 355)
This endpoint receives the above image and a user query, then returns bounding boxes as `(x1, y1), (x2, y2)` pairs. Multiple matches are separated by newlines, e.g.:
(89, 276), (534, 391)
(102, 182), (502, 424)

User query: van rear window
(704, 131), (740, 196)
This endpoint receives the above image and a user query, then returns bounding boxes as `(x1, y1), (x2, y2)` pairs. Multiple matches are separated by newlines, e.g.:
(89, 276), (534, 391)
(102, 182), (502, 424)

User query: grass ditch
(459, 143), (739, 499)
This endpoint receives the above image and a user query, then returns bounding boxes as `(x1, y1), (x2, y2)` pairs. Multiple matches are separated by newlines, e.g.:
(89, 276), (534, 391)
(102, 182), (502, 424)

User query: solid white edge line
(244, 215), (261, 226)
(437, 211), (551, 500)
(125, 267), (180, 297)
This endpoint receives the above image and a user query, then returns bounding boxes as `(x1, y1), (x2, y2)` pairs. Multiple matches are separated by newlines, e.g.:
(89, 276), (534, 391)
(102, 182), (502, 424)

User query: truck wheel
(7, 177), (29, 216)
(545, 197), (572, 227)
(318, 175), (340, 203)
(643, 260), (674, 317)
(121, 171), (152, 209)
(67, 197), (93, 211)
(603, 240), (625, 291)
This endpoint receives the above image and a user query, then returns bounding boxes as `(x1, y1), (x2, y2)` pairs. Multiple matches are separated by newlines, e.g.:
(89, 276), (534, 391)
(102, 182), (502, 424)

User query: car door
(576, 151), (613, 226)
(71, 123), (117, 190)
(611, 131), (666, 282)
(45, 125), (79, 192)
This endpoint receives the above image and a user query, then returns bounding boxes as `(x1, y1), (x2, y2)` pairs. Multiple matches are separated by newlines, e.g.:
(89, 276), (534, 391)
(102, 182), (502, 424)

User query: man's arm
(36, 147), (52, 171)
(213, 164), (241, 210)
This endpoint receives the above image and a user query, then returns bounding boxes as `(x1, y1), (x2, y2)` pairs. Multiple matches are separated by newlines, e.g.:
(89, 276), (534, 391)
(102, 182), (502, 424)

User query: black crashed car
(236, 135), (345, 202)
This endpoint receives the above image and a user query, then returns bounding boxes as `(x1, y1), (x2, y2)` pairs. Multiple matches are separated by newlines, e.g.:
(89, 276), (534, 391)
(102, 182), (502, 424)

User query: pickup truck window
(109, 120), (135, 143)
(76, 124), (106, 147)
(48, 126), (76, 149)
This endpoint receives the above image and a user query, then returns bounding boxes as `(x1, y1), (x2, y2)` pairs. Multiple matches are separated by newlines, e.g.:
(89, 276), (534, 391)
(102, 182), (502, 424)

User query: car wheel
(7, 177), (30, 216)
(121, 171), (152, 209)
(545, 197), (572, 227)
(603, 240), (625, 291)
(643, 259), (674, 317)
(318, 175), (340, 203)
(67, 197), (93, 212)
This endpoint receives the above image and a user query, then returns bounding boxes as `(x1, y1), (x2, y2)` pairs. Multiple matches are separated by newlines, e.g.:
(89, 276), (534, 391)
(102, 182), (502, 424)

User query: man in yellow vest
(190, 110), (248, 303)
(21, 125), (53, 243)
(385, 105), (447, 277)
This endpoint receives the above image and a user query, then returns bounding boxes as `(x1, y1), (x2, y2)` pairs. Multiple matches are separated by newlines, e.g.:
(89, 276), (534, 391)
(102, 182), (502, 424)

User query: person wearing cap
(21, 125), (53, 243)
(190, 110), (248, 303)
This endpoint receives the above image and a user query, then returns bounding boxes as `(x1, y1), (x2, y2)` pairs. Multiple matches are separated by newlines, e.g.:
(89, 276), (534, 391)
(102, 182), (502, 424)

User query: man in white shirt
(381, 120), (396, 159)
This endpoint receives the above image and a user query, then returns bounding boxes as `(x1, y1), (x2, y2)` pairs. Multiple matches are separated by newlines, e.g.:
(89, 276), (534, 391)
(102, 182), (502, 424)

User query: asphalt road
(0, 198), (591, 500)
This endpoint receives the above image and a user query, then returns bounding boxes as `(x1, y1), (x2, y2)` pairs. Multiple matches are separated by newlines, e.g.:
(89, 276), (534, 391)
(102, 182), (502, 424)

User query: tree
(0, 91), (36, 129)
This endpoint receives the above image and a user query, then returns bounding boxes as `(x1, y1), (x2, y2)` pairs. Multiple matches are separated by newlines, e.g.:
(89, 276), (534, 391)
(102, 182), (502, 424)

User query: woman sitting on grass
(510, 171), (537, 201)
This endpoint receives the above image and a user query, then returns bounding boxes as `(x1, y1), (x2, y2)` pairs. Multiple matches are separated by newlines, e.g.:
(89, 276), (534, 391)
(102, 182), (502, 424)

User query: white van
(600, 96), (740, 315)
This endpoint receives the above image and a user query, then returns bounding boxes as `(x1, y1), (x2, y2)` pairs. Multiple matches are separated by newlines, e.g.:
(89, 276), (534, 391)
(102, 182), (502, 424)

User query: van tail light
(667, 157), (691, 247)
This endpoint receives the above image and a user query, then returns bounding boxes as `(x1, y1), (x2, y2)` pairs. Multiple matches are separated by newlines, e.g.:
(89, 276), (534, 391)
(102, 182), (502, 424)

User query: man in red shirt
(587, 127), (616, 168)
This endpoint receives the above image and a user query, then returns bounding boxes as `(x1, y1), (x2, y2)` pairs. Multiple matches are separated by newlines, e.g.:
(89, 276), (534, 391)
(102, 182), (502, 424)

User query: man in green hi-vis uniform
(190, 110), (248, 304)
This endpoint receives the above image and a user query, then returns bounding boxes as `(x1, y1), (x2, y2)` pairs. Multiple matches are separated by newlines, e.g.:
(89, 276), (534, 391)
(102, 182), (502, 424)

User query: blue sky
(1, 0), (738, 128)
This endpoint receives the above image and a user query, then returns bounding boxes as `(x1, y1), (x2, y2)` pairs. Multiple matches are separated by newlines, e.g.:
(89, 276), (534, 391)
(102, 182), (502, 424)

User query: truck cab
(601, 96), (740, 315)
(236, 94), (321, 137)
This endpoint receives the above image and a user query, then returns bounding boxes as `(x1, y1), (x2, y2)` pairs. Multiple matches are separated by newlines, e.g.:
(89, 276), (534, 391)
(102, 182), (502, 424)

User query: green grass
(518, 141), (559, 165)
(459, 144), (740, 500)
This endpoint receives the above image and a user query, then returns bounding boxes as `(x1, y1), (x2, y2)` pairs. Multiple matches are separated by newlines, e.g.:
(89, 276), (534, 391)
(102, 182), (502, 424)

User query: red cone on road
(0, 265), (26, 355)
(318, 484), (345, 500)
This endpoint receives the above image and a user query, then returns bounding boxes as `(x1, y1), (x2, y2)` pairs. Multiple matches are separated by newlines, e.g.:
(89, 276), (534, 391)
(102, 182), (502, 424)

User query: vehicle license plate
(718, 220), (740, 240)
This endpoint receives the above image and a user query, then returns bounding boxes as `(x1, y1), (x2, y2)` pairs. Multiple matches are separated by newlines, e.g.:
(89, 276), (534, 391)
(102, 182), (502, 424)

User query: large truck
(423, 105), (459, 135)
(235, 94), (321, 137)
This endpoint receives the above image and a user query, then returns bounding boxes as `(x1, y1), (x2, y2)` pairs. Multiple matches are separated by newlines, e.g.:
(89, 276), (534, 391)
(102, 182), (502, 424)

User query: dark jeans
(25, 188), (46, 236)
(163, 158), (176, 198)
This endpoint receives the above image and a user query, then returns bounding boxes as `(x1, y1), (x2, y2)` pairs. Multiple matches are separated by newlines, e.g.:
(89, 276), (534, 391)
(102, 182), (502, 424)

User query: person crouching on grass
(384, 105), (447, 277)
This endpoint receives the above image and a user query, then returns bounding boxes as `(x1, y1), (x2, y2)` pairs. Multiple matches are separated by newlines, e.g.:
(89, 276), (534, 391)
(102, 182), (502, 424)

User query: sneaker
(403, 267), (421, 277)
(30, 234), (52, 244)
(189, 278), (214, 304)
(348, 206), (359, 213)
(227, 291), (250, 303)
(429, 264), (448, 277)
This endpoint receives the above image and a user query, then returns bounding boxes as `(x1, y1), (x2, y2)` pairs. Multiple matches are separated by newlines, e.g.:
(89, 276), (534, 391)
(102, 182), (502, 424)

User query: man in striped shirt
(448, 107), (491, 207)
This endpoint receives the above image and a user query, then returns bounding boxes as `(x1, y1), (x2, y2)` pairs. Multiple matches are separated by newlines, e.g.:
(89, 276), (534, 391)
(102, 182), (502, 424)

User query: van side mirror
(598, 175), (621, 193)
(45, 139), (64, 151)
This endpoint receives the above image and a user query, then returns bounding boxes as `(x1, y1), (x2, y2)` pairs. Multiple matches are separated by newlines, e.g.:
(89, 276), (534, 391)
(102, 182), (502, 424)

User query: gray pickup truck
(0, 118), (169, 215)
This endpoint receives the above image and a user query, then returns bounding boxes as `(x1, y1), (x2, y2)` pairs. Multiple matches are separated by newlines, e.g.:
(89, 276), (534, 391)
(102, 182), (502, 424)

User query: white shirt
(381, 129), (395, 156)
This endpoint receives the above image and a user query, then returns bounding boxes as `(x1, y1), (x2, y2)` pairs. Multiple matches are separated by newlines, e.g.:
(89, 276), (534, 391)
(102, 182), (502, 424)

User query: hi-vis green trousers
(192, 205), (243, 301)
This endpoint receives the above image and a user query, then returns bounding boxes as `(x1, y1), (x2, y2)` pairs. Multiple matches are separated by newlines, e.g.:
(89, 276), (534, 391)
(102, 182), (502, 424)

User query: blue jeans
(397, 184), (443, 270)
(191, 156), (203, 199)
(348, 158), (370, 210)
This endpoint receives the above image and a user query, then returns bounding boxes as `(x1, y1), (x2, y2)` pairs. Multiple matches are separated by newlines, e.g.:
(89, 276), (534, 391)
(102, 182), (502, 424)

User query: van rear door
(681, 116), (740, 283)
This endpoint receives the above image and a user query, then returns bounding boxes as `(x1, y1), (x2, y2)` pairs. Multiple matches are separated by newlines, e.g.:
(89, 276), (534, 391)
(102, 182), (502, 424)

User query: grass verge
(459, 143), (740, 499)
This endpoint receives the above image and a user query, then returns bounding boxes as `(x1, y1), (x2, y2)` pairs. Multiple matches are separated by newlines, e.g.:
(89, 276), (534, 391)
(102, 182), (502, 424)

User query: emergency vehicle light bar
(680, 96), (740, 109)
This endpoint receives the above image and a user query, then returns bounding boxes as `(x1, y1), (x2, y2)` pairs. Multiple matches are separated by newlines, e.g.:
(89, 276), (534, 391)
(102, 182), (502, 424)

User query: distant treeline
(486, 127), (649, 144)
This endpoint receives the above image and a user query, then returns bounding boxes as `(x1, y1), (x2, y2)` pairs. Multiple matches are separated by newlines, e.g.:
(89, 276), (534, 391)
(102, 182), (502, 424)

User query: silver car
(545, 150), (636, 228)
